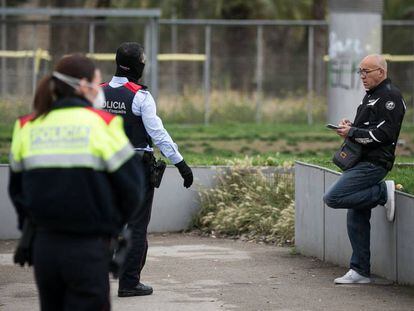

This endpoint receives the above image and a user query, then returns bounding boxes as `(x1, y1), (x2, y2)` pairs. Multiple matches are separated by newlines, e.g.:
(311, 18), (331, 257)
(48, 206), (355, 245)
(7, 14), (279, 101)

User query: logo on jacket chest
(385, 101), (395, 110)
(102, 100), (127, 114)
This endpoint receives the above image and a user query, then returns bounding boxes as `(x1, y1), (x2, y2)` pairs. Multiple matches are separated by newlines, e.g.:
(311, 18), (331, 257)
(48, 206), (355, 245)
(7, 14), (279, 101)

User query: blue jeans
(323, 162), (388, 277)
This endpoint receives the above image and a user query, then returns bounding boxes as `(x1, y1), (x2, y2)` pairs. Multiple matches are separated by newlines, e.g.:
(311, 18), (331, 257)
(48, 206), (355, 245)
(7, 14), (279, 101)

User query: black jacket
(8, 97), (144, 236)
(348, 78), (406, 170)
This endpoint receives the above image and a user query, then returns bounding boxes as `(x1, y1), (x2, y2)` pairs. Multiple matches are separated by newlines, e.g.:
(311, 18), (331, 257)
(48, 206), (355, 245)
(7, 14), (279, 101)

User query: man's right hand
(339, 119), (352, 127)
(175, 160), (193, 188)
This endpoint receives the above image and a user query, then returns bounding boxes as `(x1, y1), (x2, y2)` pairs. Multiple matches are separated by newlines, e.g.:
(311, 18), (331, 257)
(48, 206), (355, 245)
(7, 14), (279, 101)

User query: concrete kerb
(0, 164), (293, 239)
(294, 161), (414, 285)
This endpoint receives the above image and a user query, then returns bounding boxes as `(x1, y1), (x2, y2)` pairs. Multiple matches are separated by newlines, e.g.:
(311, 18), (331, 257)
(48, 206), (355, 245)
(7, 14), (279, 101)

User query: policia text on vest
(101, 41), (193, 298)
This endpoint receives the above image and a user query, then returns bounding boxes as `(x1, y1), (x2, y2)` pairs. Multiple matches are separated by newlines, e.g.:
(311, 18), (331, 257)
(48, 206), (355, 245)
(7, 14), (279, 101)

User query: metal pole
(307, 25), (314, 125)
(32, 24), (38, 96)
(204, 25), (211, 125)
(1, 0), (6, 96)
(412, 29), (414, 124)
(88, 21), (95, 54)
(144, 20), (151, 85)
(150, 17), (159, 101)
(171, 12), (178, 95)
(255, 25), (263, 123)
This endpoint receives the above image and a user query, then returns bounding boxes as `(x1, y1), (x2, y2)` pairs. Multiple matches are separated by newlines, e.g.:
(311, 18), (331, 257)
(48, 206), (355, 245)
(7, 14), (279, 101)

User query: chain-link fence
(1, 10), (414, 124)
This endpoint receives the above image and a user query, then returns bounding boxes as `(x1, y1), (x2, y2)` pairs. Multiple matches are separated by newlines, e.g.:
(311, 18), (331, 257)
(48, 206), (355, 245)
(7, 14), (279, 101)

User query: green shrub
(192, 157), (295, 245)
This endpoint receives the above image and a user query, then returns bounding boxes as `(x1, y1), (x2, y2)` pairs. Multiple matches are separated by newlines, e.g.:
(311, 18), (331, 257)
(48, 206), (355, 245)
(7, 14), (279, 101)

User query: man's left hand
(336, 125), (351, 138)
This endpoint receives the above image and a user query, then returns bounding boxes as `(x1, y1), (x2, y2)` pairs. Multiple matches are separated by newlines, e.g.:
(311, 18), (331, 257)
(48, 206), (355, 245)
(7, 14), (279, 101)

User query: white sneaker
(334, 269), (371, 284)
(384, 180), (395, 222)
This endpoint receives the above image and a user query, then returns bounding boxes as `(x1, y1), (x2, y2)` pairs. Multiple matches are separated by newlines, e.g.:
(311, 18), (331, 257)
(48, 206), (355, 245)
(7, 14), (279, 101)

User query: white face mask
(93, 88), (106, 109)
(52, 71), (105, 108)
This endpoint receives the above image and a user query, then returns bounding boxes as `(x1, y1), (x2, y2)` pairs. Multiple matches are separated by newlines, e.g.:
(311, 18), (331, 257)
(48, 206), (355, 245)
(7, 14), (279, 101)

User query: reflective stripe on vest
(9, 106), (134, 173)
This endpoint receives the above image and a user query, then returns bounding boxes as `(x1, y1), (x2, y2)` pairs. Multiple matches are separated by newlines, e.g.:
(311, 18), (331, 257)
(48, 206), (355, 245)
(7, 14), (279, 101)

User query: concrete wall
(0, 165), (219, 239)
(295, 161), (414, 285)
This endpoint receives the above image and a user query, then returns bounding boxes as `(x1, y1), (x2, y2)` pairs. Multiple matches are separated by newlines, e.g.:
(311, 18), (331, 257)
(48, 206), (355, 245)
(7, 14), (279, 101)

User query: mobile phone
(326, 124), (340, 130)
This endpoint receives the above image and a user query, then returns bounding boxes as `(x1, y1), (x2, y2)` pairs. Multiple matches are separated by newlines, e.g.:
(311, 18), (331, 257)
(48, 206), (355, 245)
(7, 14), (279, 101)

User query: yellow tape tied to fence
(0, 49), (206, 62)
(323, 54), (414, 62)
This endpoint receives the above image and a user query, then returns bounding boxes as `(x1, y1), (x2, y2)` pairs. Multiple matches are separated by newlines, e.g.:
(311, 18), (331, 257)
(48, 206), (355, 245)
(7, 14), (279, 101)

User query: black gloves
(175, 160), (193, 188)
(14, 220), (35, 267)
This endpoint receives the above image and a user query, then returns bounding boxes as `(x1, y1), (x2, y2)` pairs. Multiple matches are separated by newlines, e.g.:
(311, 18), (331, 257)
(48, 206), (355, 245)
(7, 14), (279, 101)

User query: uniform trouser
(119, 154), (155, 289)
(323, 162), (388, 277)
(33, 232), (110, 311)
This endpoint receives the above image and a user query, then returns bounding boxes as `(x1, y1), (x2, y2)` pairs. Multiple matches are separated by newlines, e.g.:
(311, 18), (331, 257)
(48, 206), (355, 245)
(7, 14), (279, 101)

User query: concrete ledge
(0, 166), (19, 239)
(0, 165), (220, 238)
(295, 161), (414, 285)
(0, 165), (290, 238)
(294, 163), (325, 259)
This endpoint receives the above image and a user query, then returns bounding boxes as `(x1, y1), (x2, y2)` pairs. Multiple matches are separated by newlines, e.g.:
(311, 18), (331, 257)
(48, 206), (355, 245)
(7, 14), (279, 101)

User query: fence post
(307, 25), (314, 125)
(171, 14), (178, 96)
(88, 21), (95, 54)
(255, 25), (264, 123)
(204, 25), (211, 125)
(1, 0), (6, 97)
(144, 20), (151, 86)
(150, 17), (159, 102)
(31, 24), (38, 96)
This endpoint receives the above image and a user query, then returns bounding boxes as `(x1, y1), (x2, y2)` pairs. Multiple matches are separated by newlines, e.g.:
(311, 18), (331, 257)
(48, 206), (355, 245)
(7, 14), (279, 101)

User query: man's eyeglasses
(357, 68), (381, 77)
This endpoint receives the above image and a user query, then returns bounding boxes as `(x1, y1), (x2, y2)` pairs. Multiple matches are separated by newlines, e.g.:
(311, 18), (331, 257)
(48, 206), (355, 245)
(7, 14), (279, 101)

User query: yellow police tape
(87, 53), (205, 61)
(323, 54), (414, 62)
(0, 49), (206, 62)
(0, 49), (206, 75)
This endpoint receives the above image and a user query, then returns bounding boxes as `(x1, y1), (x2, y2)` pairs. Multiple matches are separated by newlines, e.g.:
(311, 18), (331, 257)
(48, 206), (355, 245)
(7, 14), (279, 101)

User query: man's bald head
(359, 54), (388, 90)
(361, 54), (387, 72)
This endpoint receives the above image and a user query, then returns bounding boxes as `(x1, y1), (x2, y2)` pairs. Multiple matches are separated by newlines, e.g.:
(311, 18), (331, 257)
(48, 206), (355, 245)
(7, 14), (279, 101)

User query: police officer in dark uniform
(324, 54), (406, 284)
(8, 54), (144, 310)
(101, 42), (193, 297)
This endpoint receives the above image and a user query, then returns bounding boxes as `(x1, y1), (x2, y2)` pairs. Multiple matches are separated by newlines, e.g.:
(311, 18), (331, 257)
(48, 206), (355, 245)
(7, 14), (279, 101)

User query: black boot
(118, 283), (153, 297)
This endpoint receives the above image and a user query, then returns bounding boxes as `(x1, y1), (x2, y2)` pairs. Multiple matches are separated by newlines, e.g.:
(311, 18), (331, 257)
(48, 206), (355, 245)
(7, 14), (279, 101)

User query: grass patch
(1, 96), (413, 194)
(158, 90), (327, 124)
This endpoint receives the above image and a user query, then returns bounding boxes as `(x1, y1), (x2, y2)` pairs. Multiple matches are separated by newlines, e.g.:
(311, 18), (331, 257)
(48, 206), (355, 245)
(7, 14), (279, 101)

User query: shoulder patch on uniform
(385, 101), (395, 110)
(124, 82), (143, 94)
(86, 107), (116, 125)
(19, 113), (35, 128)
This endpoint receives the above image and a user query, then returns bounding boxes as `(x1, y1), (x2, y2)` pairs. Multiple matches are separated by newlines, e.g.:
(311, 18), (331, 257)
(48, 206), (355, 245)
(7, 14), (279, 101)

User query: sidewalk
(1, 233), (413, 311)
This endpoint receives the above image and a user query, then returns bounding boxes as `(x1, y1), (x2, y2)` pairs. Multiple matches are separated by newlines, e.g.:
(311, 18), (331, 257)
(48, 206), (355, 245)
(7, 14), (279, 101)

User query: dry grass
(158, 90), (327, 123)
(192, 157), (295, 245)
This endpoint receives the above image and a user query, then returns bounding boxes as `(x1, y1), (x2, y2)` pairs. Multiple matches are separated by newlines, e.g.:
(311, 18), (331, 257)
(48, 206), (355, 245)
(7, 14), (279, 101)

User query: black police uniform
(102, 42), (193, 296)
(101, 81), (157, 293)
(8, 97), (144, 310)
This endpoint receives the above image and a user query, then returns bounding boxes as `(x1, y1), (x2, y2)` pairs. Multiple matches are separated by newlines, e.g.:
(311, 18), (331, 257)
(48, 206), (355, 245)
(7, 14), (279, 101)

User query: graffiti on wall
(329, 59), (361, 90)
(328, 32), (364, 90)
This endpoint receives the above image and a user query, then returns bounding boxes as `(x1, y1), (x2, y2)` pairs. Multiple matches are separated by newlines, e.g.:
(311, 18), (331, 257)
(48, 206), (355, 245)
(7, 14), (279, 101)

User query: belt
(135, 150), (155, 164)
(135, 150), (152, 156)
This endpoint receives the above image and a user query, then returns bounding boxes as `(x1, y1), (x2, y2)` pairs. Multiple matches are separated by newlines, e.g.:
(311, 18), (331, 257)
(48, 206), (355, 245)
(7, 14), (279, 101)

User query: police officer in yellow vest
(8, 54), (144, 311)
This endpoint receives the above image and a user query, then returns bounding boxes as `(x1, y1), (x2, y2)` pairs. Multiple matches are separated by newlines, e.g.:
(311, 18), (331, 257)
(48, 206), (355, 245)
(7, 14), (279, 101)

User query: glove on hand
(175, 160), (193, 188)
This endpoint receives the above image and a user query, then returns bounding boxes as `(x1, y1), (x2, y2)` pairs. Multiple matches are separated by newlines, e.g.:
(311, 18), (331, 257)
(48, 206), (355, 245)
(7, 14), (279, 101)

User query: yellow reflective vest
(8, 97), (143, 235)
